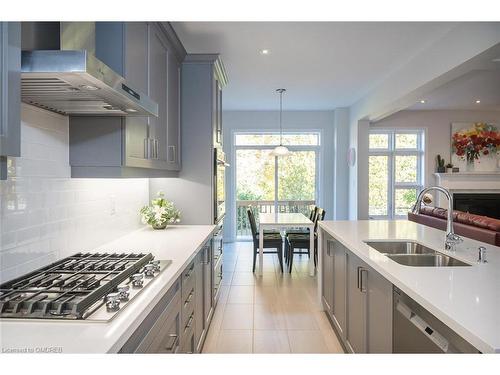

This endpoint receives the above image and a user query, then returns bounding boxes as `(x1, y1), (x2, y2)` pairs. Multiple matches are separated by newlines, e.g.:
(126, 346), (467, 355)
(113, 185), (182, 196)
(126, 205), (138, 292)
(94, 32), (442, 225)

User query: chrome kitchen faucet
(412, 186), (463, 251)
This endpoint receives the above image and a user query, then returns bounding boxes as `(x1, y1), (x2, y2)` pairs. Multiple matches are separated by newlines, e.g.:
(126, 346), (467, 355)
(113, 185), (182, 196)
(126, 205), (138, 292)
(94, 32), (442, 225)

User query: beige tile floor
(202, 241), (345, 353)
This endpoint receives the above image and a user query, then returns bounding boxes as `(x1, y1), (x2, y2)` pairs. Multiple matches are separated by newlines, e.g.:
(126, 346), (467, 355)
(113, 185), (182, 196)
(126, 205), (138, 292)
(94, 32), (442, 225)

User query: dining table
(258, 212), (315, 276)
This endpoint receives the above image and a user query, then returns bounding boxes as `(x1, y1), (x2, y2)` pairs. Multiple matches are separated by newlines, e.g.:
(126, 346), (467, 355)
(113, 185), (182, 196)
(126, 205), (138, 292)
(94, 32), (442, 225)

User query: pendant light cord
(277, 88), (286, 146)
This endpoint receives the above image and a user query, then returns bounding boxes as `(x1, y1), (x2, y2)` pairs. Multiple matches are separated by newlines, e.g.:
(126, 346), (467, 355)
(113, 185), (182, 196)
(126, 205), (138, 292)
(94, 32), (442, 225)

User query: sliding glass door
(235, 132), (320, 238)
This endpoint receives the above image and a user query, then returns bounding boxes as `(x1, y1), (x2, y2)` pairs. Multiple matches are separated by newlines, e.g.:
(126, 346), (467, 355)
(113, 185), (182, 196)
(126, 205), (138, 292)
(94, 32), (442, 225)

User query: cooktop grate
(0, 252), (154, 319)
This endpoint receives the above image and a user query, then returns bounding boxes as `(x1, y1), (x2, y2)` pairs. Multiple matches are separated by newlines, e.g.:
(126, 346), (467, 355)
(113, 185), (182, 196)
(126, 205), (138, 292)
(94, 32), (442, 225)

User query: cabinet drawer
(213, 256), (223, 303)
(182, 285), (195, 327)
(123, 280), (181, 353)
(182, 261), (196, 300)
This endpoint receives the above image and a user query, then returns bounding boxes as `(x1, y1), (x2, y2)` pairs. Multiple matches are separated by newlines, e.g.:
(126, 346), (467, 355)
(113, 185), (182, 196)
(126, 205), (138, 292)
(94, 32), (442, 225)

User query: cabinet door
(148, 24), (169, 168)
(203, 244), (214, 328)
(123, 22), (149, 166)
(0, 22), (21, 180)
(166, 48), (181, 170)
(321, 236), (334, 314)
(332, 240), (347, 338)
(366, 264), (393, 353)
(345, 252), (367, 353)
(194, 251), (205, 352)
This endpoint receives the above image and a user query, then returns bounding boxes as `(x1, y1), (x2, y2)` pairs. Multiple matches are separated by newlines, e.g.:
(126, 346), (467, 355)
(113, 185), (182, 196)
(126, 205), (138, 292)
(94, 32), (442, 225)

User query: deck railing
(236, 200), (315, 238)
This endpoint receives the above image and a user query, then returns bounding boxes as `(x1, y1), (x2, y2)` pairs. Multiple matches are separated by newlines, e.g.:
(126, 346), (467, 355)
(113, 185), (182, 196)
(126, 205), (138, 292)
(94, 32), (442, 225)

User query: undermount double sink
(364, 241), (470, 267)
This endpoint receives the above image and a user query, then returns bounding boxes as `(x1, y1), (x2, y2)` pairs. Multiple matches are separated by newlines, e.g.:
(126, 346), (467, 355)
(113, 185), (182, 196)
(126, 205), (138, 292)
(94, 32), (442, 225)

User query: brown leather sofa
(408, 206), (500, 246)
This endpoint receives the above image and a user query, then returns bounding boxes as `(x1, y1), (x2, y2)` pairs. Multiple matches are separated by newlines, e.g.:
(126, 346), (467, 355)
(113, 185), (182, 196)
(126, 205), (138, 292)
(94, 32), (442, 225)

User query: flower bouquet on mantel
(140, 192), (181, 230)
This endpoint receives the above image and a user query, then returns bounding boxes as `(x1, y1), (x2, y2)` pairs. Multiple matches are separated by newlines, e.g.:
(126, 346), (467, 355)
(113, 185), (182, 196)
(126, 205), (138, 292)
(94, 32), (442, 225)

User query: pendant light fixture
(272, 88), (290, 157)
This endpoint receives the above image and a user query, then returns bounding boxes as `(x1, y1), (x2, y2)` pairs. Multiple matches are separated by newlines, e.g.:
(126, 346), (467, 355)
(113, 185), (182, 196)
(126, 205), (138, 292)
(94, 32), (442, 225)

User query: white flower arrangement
(140, 192), (181, 229)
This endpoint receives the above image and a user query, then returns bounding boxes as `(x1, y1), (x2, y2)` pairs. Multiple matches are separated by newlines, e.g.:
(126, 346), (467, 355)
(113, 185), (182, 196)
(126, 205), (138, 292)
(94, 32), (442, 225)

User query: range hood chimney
(21, 22), (158, 117)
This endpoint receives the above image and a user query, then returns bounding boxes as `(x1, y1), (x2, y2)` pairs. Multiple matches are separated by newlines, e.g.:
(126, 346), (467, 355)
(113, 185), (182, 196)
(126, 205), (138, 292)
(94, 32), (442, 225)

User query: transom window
(368, 129), (425, 219)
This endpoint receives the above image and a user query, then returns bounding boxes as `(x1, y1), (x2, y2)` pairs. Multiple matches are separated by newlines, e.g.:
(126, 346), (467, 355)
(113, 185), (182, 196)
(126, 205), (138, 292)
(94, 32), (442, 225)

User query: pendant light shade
(272, 88), (290, 157)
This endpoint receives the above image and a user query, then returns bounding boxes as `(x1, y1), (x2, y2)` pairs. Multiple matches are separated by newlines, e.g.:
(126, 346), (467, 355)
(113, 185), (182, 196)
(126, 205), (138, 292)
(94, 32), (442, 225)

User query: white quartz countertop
(318, 220), (500, 353)
(0, 225), (216, 353)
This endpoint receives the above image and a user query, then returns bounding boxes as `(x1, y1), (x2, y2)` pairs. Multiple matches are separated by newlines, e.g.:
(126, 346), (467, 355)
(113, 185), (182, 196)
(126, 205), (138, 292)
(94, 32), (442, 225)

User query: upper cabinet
(0, 22), (21, 180)
(69, 22), (185, 177)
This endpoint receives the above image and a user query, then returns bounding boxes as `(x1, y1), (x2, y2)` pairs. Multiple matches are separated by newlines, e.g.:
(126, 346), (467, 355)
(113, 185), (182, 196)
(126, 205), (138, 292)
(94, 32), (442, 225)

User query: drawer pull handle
(184, 290), (194, 306)
(185, 315), (194, 330)
(165, 334), (179, 352)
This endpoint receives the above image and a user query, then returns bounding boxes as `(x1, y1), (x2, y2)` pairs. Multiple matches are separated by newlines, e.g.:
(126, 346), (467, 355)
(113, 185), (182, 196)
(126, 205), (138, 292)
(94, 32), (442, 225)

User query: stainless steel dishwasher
(393, 287), (480, 353)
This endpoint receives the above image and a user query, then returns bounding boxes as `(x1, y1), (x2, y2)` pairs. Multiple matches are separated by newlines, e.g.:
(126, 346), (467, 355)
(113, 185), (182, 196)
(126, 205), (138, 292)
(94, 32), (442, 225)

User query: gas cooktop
(0, 252), (171, 321)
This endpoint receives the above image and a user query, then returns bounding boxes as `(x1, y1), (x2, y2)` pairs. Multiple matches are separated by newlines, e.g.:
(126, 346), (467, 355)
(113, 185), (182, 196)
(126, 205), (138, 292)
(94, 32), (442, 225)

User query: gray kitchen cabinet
(120, 279), (182, 353)
(332, 242), (347, 338)
(345, 251), (393, 353)
(203, 242), (214, 329)
(167, 46), (181, 169)
(121, 233), (219, 354)
(0, 22), (21, 180)
(69, 22), (185, 177)
(194, 250), (205, 352)
(320, 229), (392, 353)
(322, 236), (347, 340)
(321, 236), (335, 314)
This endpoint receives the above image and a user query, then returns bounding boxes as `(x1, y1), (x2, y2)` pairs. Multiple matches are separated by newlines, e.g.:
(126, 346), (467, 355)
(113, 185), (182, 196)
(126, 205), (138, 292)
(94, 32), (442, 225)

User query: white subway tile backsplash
(0, 104), (149, 283)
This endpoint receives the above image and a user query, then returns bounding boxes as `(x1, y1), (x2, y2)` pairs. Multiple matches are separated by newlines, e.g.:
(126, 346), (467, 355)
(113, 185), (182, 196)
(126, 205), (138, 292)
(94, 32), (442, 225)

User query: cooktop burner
(0, 253), (171, 321)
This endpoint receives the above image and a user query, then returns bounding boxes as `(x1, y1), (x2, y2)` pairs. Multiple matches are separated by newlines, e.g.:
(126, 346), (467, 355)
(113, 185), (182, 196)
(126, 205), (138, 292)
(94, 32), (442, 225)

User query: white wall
(222, 110), (338, 242)
(355, 109), (500, 218)
(0, 105), (149, 282)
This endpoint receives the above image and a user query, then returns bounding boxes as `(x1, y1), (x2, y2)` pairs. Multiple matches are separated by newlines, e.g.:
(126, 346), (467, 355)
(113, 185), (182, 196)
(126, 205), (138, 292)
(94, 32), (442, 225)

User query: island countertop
(0, 225), (216, 353)
(318, 220), (500, 353)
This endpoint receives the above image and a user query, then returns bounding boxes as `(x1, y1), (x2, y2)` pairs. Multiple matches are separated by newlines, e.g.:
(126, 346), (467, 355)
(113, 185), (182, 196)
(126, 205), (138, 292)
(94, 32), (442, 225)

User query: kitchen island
(318, 220), (499, 354)
(0, 225), (216, 353)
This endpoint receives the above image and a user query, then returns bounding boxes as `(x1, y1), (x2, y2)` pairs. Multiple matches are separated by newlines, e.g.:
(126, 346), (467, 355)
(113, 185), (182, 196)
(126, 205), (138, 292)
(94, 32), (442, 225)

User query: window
(235, 132), (320, 238)
(368, 129), (424, 219)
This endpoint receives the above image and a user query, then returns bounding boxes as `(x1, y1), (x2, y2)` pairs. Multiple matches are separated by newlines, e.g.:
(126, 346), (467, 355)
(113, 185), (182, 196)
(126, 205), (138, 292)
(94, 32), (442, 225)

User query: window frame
(368, 129), (425, 219)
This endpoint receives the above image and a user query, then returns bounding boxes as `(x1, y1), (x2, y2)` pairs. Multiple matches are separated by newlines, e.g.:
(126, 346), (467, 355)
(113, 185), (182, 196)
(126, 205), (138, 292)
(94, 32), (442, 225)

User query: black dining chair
(285, 207), (325, 273)
(247, 208), (284, 273)
(284, 206), (317, 264)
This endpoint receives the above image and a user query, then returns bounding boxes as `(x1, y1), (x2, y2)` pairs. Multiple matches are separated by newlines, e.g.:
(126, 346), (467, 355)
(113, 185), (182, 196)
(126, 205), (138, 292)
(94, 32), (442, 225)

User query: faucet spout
(413, 186), (463, 251)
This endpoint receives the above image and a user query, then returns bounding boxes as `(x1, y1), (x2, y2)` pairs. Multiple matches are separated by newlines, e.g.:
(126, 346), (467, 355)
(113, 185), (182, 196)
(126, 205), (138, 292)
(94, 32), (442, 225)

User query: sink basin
(364, 240), (470, 267)
(387, 254), (470, 267)
(365, 241), (436, 255)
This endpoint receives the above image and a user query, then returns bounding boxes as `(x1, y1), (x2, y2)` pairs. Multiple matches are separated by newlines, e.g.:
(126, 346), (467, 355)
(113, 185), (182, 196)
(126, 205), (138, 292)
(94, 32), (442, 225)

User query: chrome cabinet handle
(164, 334), (179, 352)
(184, 289), (194, 307)
(168, 145), (176, 163)
(185, 314), (194, 330)
(358, 267), (368, 293)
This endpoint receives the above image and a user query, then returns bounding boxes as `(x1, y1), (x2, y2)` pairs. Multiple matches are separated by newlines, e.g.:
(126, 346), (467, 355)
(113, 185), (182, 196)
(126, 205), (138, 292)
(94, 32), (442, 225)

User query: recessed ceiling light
(475, 100), (481, 104)
(125, 108), (138, 113)
(80, 84), (99, 91)
(420, 100), (426, 104)
(260, 49), (270, 55)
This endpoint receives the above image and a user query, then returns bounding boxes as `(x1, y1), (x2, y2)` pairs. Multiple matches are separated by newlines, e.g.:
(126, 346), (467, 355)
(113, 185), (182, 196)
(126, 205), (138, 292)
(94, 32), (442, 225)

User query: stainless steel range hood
(21, 22), (158, 117)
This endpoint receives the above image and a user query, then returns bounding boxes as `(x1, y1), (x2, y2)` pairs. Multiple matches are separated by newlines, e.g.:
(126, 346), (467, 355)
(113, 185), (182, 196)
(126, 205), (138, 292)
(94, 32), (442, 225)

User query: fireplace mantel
(433, 172), (500, 207)
(434, 172), (500, 191)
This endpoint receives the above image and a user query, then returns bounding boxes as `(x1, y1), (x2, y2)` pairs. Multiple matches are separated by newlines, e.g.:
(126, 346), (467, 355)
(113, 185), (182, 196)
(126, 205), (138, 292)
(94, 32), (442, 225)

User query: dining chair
(285, 207), (325, 273)
(247, 208), (284, 273)
(284, 206), (317, 264)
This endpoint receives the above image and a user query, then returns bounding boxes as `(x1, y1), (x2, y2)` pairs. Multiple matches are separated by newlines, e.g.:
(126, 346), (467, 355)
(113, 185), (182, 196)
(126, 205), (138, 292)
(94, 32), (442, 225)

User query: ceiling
(406, 68), (500, 111)
(171, 22), (457, 110)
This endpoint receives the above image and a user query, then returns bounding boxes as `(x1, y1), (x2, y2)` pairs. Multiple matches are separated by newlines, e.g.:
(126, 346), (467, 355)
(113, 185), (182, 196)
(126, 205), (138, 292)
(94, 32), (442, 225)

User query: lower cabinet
(321, 231), (392, 353)
(120, 236), (220, 354)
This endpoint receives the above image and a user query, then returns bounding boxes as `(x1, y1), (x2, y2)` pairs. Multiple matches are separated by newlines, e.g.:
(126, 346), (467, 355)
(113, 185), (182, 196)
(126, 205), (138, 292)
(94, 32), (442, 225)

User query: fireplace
(453, 193), (500, 220)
